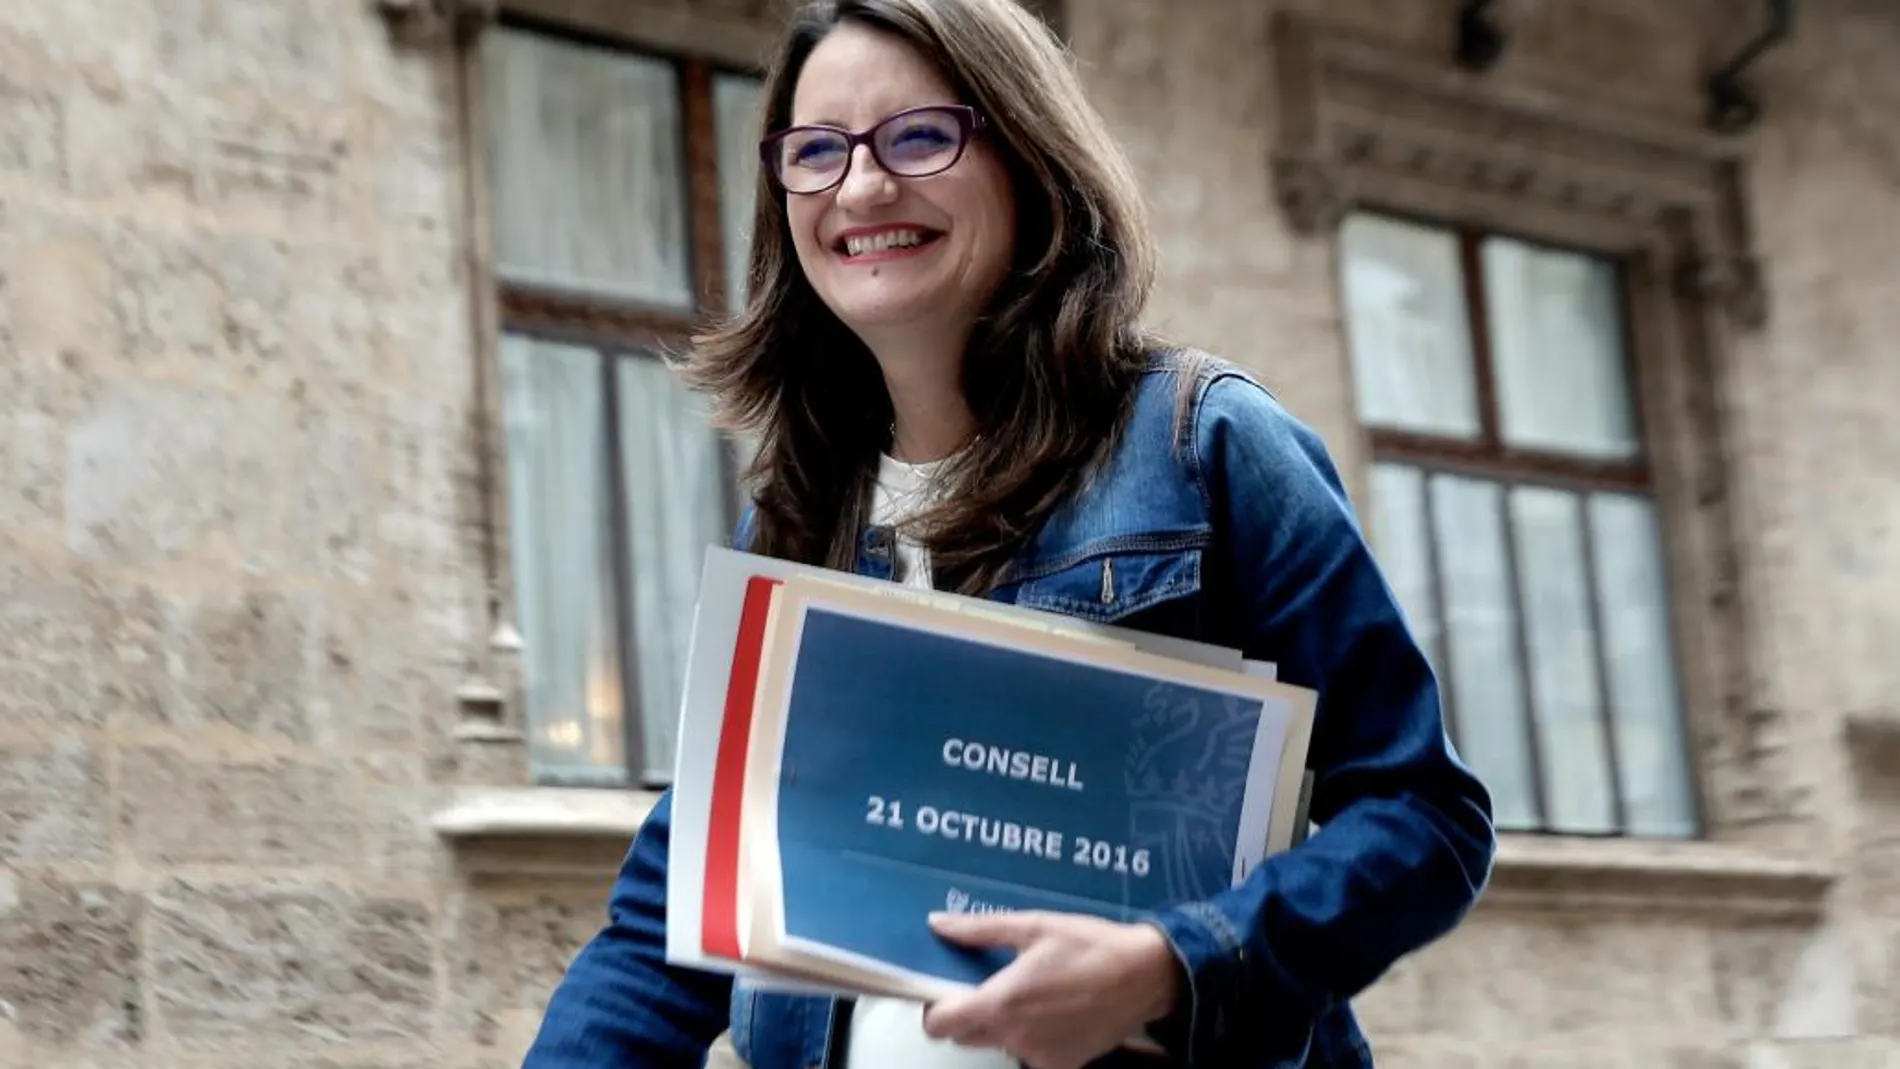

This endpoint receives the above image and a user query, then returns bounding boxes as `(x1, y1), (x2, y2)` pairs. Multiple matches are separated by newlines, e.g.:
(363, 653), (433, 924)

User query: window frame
(1343, 207), (1703, 838)
(1353, 210), (1654, 496)
(480, 10), (767, 788)
(1266, 9), (1812, 843)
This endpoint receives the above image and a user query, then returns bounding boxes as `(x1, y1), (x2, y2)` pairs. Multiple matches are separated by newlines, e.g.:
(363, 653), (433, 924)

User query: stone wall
(1, 2), (1893, 1069)
(0, 0), (485, 1063)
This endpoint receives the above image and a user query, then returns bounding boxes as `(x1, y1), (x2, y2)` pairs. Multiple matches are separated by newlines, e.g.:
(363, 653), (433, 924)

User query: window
(483, 16), (765, 787)
(1340, 210), (1698, 839)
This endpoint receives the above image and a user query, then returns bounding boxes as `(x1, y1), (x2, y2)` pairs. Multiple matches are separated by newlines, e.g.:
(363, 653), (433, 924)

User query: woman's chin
(829, 290), (950, 335)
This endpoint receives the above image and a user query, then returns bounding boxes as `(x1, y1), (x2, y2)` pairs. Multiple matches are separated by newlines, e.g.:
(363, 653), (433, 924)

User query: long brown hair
(678, 0), (1163, 595)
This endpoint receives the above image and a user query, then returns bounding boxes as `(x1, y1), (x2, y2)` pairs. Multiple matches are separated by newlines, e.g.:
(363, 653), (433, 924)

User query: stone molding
(429, 790), (1839, 920)
(1268, 11), (1767, 330)
(1846, 709), (1900, 795)
(434, 787), (663, 879)
(1480, 835), (1837, 922)
(373, 0), (499, 45)
(1845, 708), (1900, 745)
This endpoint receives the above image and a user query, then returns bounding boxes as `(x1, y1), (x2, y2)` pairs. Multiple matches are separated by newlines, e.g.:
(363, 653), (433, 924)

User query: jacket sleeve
(1143, 370), (1497, 1067)
(518, 791), (735, 1069)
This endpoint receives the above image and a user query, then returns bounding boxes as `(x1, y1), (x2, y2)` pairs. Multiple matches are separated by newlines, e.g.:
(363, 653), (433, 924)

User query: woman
(522, 1), (1495, 1067)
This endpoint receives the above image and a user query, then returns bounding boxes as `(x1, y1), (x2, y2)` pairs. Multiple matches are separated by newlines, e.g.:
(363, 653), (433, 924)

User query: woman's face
(780, 21), (1017, 347)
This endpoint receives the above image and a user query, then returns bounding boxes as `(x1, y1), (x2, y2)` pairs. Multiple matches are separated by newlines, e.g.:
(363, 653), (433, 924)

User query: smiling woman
(519, 2), (1497, 1069)
(677, 0), (1163, 600)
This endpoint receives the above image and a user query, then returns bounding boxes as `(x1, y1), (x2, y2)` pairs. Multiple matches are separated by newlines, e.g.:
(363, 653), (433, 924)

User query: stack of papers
(665, 546), (1317, 1001)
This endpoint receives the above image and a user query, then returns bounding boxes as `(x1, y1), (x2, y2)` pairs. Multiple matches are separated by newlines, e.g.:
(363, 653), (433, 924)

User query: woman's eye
(892, 126), (952, 149)
(792, 141), (844, 166)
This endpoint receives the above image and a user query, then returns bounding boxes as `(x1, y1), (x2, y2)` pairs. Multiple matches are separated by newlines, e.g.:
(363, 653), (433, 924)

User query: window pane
(500, 335), (628, 783)
(1339, 213), (1482, 439)
(1482, 236), (1639, 460)
(616, 357), (734, 785)
(485, 27), (694, 308)
(1508, 486), (1616, 834)
(713, 72), (765, 315)
(1589, 493), (1696, 836)
(1366, 464), (1440, 662)
(1430, 474), (1539, 829)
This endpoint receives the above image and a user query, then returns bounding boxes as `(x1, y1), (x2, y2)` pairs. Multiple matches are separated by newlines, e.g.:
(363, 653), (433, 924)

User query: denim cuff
(1142, 901), (1245, 1067)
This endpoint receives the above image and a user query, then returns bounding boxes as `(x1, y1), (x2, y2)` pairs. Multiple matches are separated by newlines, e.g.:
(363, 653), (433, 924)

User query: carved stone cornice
(374, 0), (499, 47)
(1270, 151), (1348, 235)
(1481, 835), (1837, 922)
(1269, 11), (1768, 329)
(1676, 248), (1769, 331)
(434, 787), (661, 882)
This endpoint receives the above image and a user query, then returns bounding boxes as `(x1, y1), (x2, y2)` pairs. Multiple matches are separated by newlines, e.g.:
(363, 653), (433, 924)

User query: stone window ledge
(1483, 833), (1838, 921)
(431, 790), (1837, 917)
(433, 786), (663, 879)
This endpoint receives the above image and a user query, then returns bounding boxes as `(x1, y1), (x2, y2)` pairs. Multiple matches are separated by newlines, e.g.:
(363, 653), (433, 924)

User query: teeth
(844, 230), (926, 257)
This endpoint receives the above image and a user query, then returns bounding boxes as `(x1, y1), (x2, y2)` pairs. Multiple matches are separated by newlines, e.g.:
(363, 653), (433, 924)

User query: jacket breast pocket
(1009, 546), (1206, 638)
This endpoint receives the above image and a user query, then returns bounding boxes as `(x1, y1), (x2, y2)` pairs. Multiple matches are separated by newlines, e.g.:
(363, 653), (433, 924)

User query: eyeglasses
(760, 105), (986, 196)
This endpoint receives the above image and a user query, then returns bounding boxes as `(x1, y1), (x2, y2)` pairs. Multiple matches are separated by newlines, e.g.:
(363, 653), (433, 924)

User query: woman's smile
(832, 224), (946, 263)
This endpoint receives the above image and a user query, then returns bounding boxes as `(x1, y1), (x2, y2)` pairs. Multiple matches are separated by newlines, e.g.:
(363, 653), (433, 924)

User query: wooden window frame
(492, 10), (752, 339)
(478, 11), (765, 787)
(1360, 218), (1654, 497)
(1350, 208), (1691, 837)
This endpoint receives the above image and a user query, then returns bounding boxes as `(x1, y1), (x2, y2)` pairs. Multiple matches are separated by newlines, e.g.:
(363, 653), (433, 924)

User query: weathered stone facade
(1, 3), (1893, 1069)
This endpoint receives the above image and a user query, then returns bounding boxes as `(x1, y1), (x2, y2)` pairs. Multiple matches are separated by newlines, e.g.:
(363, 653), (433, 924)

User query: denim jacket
(520, 352), (1497, 1069)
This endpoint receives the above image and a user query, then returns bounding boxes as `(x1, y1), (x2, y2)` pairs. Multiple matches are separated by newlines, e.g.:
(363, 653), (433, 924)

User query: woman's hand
(920, 910), (1182, 1069)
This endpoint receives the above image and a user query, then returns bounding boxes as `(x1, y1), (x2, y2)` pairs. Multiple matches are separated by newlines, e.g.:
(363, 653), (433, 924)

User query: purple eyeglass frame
(759, 104), (987, 195)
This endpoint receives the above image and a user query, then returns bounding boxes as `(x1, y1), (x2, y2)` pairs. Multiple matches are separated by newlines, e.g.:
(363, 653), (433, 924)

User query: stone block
(156, 586), (351, 746)
(215, 233), (293, 369)
(369, 113), (460, 238)
(1711, 921), (1862, 1040)
(0, 735), (110, 864)
(0, 543), (166, 730)
(358, 781), (450, 890)
(1862, 924), (1897, 1037)
(372, 240), (471, 393)
(149, 880), (433, 1045)
(0, 0), (161, 74)
(377, 397), (474, 569)
(65, 380), (284, 568)
(1398, 912), (1721, 1038)
(5, 212), (114, 368)
(0, 407), (62, 537)
(217, 235), (386, 395)
(350, 626), (463, 751)
(381, 557), (480, 660)
(285, 406), (379, 584)
(1744, 1039), (1900, 1069)
(156, 0), (347, 104)
(0, 69), (63, 183)
(118, 747), (361, 868)
(59, 77), (204, 202)
(0, 876), (143, 1047)
(108, 225), (224, 364)
(198, 97), (352, 227)
(444, 891), (603, 1047)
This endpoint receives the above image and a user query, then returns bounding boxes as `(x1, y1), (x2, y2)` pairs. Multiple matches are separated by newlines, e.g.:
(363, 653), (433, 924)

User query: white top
(849, 452), (1012, 1069)
(870, 451), (948, 590)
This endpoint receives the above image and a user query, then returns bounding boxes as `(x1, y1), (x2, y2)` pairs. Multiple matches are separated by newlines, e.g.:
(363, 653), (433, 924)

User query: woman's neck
(888, 400), (975, 463)
(869, 334), (976, 464)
